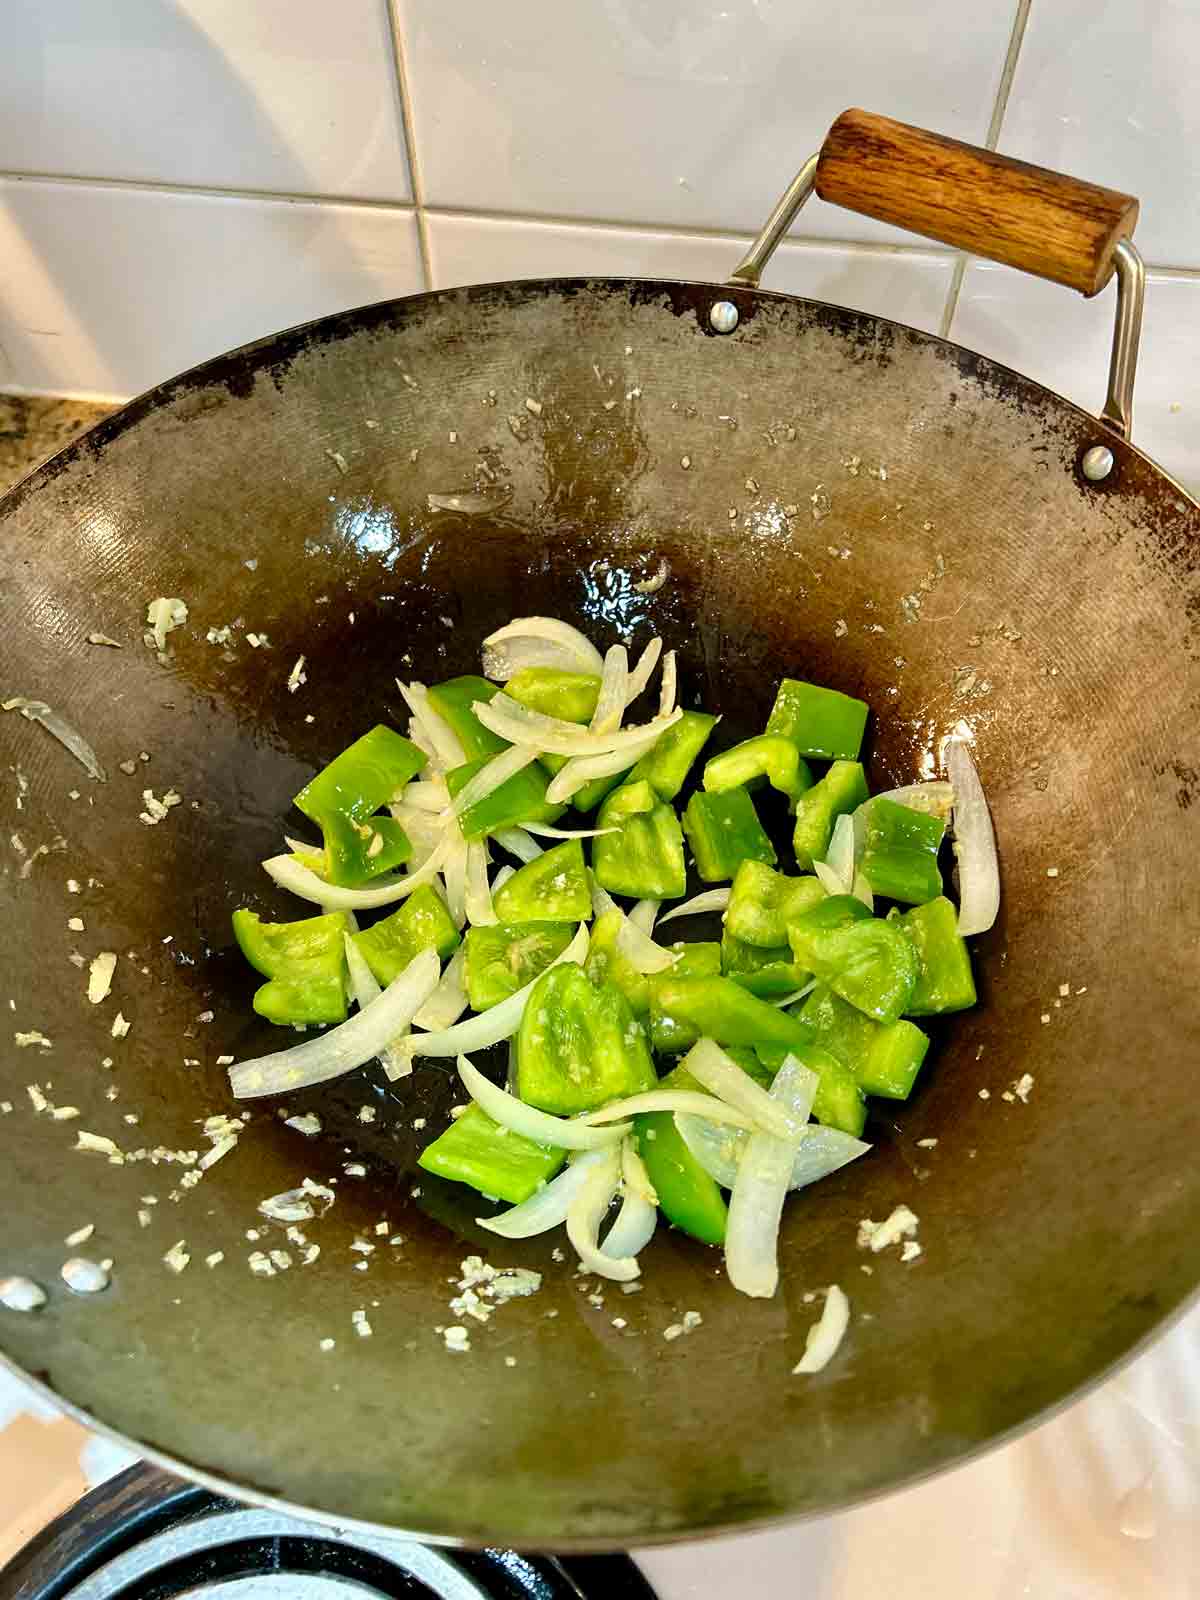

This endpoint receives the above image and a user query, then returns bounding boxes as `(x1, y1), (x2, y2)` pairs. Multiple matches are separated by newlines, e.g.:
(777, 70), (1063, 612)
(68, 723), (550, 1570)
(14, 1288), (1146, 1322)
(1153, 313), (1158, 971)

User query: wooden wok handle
(815, 109), (1138, 297)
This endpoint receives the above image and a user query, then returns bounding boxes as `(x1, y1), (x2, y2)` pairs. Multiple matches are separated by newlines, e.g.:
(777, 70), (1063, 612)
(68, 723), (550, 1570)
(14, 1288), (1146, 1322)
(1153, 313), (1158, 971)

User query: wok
(2, 111), (1198, 1550)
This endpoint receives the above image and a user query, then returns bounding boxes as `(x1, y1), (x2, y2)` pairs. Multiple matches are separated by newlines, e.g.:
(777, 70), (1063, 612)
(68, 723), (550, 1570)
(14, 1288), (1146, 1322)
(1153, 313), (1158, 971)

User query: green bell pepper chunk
(792, 760), (870, 870)
(426, 676), (507, 761)
(232, 907), (351, 1026)
(725, 860), (826, 947)
(516, 964), (656, 1114)
(755, 1037), (866, 1136)
(506, 667), (601, 724)
(788, 900), (918, 1025)
(682, 787), (776, 882)
(766, 678), (869, 760)
(418, 1103), (565, 1204)
(446, 756), (567, 840)
(464, 921), (575, 1011)
(491, 838), (591, 923)
(629, 710), (718, 801)
(897, 896), (977, 1014)
(634, 1107), (728, 1245)
(858, 796), (946, 905)
(648, 941), (722, 1052)
(797, 983), (930, 1100)
(585, 909), (651, 1016)
(703, 734), (813, 803)
(651, 973), (814, 1055)
(591, 780), (687, 899)
(351, 883), (460, 987)
(318, 811), (413, 888)
(721, 928), (807, 999)
(295, 724), (426, 826)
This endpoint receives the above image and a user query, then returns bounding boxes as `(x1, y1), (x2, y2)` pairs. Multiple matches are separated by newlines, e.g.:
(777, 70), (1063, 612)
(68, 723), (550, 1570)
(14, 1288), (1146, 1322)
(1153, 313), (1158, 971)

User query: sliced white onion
(3, 697), (107, 782)
(492, 826), (543, 862)
(825, 812), (857, 888)
(545, 737), (657, 805)
(264, 834), (454, 911)
(945, 739), (999, 936)
(658, 650), (678, 719)
(812, 860), (848, 898)
(397, 681), (465, 771)
(481, 636), (585, 680)
(482, 617), (604, 677)
(581, 1091), (760, 1131)
(851, 871), (875, 911)
(621, 1137), (658, 1205)
(401, 924), (589, 1059)
(591, 881), (619, 920)
(772, 979), (817, 1008)
(450, 745), (538, 819)
(400, 778), (451, 813)
(229, 947), (440, 1098)
(657, 888), (731, 926)
(388, 805), (448, 869)
(343, 934), (411, 1081)
(724, 1056), (817, 1298)
(590, 644), (629, 735)
(566, 1147), (638, 1281)
(476, 1150), (612, 1238)
(523, 821), (617, 840)
(615, 919), (678, 975)
(683, 1038), (808, 1143)
(474, 693), (682, 757)
(441, 833), (468, 928)
(412, 947), (468, 1030)
(457, 1054), (627, 1150)
(627, 899), (659, 936)
(676, 1113), (870, 1191)
(624, 637), (663, 707)
(491, 863), (516, 893)
(793, 1284), (850, 1374)
(464, 840), (497, 926)
(602, 1189), (657, 1260)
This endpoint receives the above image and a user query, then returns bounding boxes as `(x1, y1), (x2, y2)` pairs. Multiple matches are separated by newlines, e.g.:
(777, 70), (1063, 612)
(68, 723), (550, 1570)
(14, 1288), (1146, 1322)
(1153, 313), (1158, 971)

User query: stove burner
(0, 1465), (657, 1600)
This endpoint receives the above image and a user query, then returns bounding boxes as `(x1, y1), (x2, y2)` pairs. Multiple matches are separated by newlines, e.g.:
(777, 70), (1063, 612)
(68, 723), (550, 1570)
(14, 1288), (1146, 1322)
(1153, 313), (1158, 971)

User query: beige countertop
(0, 394), (116, 497)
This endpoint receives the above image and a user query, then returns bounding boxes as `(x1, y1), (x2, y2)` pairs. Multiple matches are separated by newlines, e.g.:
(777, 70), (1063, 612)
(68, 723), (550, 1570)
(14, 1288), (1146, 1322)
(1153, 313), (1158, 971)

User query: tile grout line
(939, 0), (1034, 338)
(383, 0), (433, 291)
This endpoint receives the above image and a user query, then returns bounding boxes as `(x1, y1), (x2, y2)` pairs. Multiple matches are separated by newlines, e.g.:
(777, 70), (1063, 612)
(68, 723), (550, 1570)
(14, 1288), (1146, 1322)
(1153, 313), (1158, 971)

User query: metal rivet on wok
(1081, 444), (1115, 482)
(708, 301), (740, 334)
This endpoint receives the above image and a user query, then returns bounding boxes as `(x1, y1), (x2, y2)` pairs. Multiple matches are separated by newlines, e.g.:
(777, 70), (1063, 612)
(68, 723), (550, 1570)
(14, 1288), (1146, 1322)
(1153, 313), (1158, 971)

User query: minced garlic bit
(137, 1209), (152, 1228)
(0, 1276), (46, 1312)
(1046, 866), (1060, 878)
(67, 916), (85, 932)
(51, 1106), (80, 1121)
(285, 1113), (322, 1136)
(248, 1251), (275, 1277)
(663, 1324), (684, 1341)
(15, 1031), (52, 1050)
(857, 1206), (920, 1254)
(287, 656), (308, 694)
(358, 1106), (376, 1124)
(681, 1310), (703, 1333)
(139, 788), (182, 826)
(163, 1240), (190, 1274)
(443, 1325), (471, 1353)
(61, 1257), (110, 1294)
(145, 597), (188, 654)
(1013, 1073), (1035, 1102)
(87, 632), (123, 648)
(900, 1240), (923, 1263)
(320, 1337), (336, 1352)
(27, 1085), (48, 1113)
(916, 1137), (938, 1149)
(87, 951), (118, 1004)
(75, 1131), (122, 1158)
(325, 448), (349, 475)
(111, 1013), (131, 1039)
(352, 1308), (373, 1338)
(206, 1251), (224, 1268)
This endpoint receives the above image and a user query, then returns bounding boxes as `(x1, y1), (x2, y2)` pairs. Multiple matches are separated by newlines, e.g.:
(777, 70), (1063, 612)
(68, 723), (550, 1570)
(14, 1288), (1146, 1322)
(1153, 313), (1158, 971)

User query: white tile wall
(0, 0), (1196, 488)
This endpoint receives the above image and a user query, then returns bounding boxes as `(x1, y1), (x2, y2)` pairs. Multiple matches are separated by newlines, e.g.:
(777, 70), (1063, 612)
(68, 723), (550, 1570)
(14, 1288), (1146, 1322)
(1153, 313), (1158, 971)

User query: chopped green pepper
(446, 756), (567, 840)
(634, 1108), (728, 1245)
(351, 883), (460, 987)
(788, 899), (918, 1025)
(506, 667), (601, 724)
(629, 710), (718, 801)
(897, 896), (977, 1014)
(491, 838), (591, 923)
(791, 760), (870, 870)
(755, 1037), (866, 1136)
(418, 1103), (565, 1204)
(515, 964), (656, 1114)
(725, 860), (826, 947)
(682, 787), (776, 882)
(648, 941), (722, 1052)
(650, 973), (814, 1055)
(584, 909), (651, 1016)
(703, 734), (813, 803)
(464, 921), (575, 1010)
(295, 724), (426, 825)
(232, 907), (351, 1026)
(797, 983), (930, 1100)
(721, 928), (807, 999)
(591, 780), (687, 899)
(426, 676), (507, 760)
(318, 811), (413, 888)
(858, 797), (946, 905)
(766, 678), (869, 760)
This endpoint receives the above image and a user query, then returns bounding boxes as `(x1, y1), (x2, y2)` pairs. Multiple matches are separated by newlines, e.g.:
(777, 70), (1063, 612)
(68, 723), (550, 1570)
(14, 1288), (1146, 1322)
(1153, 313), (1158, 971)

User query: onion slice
(945, 739), (1000, 936)
(477, 1150), (612, 1238)
(812, 860), (847, 898)
(2, 697), (107, 782)
(401, 924), (588, 1059)
(590, 644), (629, 735)
(724, 1056), (817, 1297)
(657, 888), (730, 926)
(441, 833), (468, 928)
(457, 1054), (627, 1150)
(412, 947), (468, 1031)
(683, 1038), (808, 1143)
(343, 934), (412, 1081)
(264, 833), (453, 910)
(397, 681), (465, 771)
(624, 637), (663, 707)
(482, 617), (604, 676)
(581, 1090), (760, 1131)
(229, 948), (440, 1099)
(463, 840), (497, 925)
(658, 650), (678, 719)
(545, 735), (658, 805)
(450, 745), (538, 819)
(602, 1189), (657, 1260)
(621, 1137), (658, 1206)
(522, 822), (617, 840)
(793, 1284), (850, 1374)
(627, 899), (659, 936)
(825, 812), (857, 890)
(492, 826), (543, 862)
(614, 918), (678, 975)
(676, 1113), (870, 1191)
(566, 1147), (638, 1281)
(474, 693), (682, 757)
